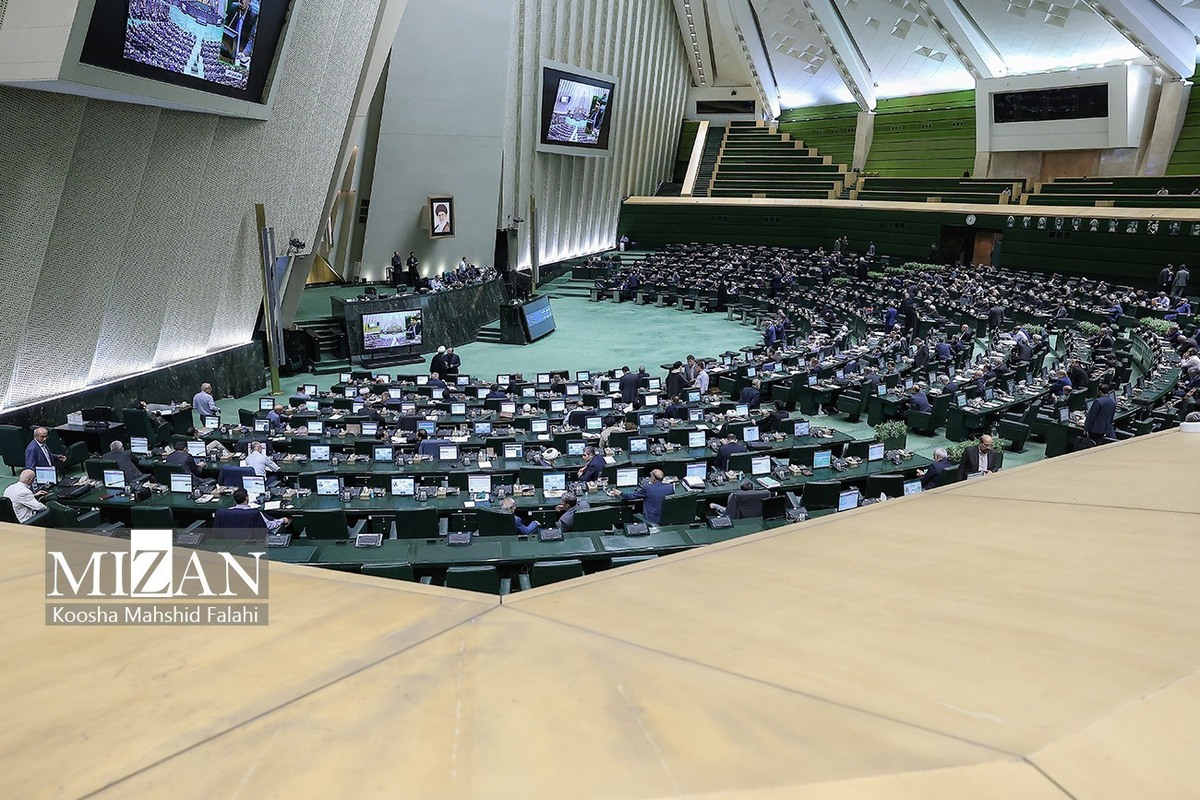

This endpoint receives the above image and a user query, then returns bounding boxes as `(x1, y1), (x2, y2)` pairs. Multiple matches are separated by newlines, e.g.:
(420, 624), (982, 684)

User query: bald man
(4, 470), (48, 523)
(617, 468), (676, 525)
(192, 383), (219, 418)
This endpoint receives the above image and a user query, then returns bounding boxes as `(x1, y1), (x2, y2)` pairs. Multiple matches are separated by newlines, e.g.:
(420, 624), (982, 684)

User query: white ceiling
(677, 0), (1200, 111)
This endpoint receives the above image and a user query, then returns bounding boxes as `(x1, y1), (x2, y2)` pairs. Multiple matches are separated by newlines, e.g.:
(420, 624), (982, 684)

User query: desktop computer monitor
(646, 378), (661, 391)
(956, 393), (968, 407)
(564, 383), (580, 397)
(352, 402), (365, 414)
(35, 466), (57, 486)
(456, 375), (470, 386)
(103, 470), (126, 490)
(243, 476), (266, 496)
(837, 489), (860, 512)
(687, 408), (703, 422)
(734, 404), (749, 417)
(468, 474), (491, 495)
(567, 441), (586, 457)
(745, 366), (757, 378)
(391, 477), (415, 496)
(186, 441), (206, 458)
(315, 477), (342, 496)
(497, 374), (511, 385)
(868, 442), (885, 461)
(345, 387), (358, 398)
(793, 420), (810, 437)
(129, 436), (149, 455)
(521, 386), (536, 398)
(585, 416), (602, 431)
(687, 431), (706, 448)
(750, 455), (771, 475)
(638, 412), (655, 427)
(743, 426), (760, 443)
(376, 374), (391, 384)
(616, 467), (639, 487)
(343, 423), (361, 437)
(835, 369), (844, 379)
(812, 450), (832, 469)
(549, 399), (566, 413)
(431, 388), (444, 400)
(876, 384), (887, 397)
(304, 401), (319, 412)
(438, 445), (459, 461)
(417, 420), (436, 435)
(253, 419), (270, 433)
(685, 462), (707, 481)
(629, 437), (648, 453)
(373, 446), (394, 462)
(476, 387), (491, 399)
(542, 473), (566, 493)
(643, 393), (659, 407)
(258, 397), (274, 411)
(807, 375), (818, 386)
(417, 375), (430, 386)
(501, 401), (518, 414)
(1058, 406), (1070, 423)
(903, 479), (923, 496)
(450, 402), (467, 415)
(170, 473), (194, 493)
(537, 373), (551, 384)
(309, 445), (331, 461)
(576, 371), (591, 383)
(984, 388), (995, 401)
(362, 422), (379, 436)
(531, 419), (549, 433)
(504, 443), (524, 460)
(686, 390), (701, 403)
(597, 397), (613, 410)
(474, 422), (493, 436)
(401, 402), (417, 415)
(307, 421), (325, 435)
(302, 384), (318, 396)
(339, 372), (353, 383)
(722, 355), (733, 366)
(904, 377), (914, 390)
(203, 415), (221, 429)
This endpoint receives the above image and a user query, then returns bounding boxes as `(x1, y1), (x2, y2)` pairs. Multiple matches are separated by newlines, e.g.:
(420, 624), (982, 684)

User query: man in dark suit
(24, 427), (67, 469)
(911, 338), (929, 370)
(165, 440), (205, 478)
(919, 447), (950, 489)
(222, 1), (258, 60)
(1067, 360), (1090, 392)
(575, 446), (606, 482)
(430, 347), (448, 377)
(619, 469), (675, 524)
(443, 347), (461, 379)
(960, 434), (1002, 475)
(715, 434), (747, 471)
(708, 480), (771, 519)
(665, 362), (687, 400)
(103, 441), (145, 485)
(1083, 384), (1117, 444)
(618, 366), (642, 405)
(908, 385), (932, 413)
(739, 379), (762, 409)
(555, 493), (589, 532)
(987, 305), (1005, 331)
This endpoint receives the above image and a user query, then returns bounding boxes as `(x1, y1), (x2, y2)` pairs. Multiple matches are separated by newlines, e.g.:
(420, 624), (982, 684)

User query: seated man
(555, 492), (589, 532)
(499, 497), (540, 536)
(415, 429), (453, 458)
(3, 470), (47, 524)
(739, 379), (762, 409)
(485, 384), (508, 400)
(427, 372), (447, 390)
(243, 441), (279, 477)
(165, 439), (205, 478)
(908, 385), (932, 414)
(616, 469), (674, 525)
(576, 446), (606, 483)
(267, 404), (289, 432)
(708, 479), (771, 520)
(715, 434), (746, 471)
(103, 440), (145, 484)
(918, 447), (950, 489)
(25, 427), (67, 469)
(214, 488), (290, 533)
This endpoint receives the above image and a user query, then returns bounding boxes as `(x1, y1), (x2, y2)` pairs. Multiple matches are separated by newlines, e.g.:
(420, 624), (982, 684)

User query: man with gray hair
(918, 447), (950, 490)
(3, 470), (47, 524)
(555, 492), (589, 532)
(103, 440), (145, 484)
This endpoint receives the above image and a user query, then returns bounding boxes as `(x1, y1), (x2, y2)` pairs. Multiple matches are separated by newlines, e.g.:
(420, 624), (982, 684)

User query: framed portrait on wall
(429, 196), (454, 238)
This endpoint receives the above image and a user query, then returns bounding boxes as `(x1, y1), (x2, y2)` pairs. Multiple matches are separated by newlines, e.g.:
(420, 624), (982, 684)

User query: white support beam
(673, 0), (711, 87)
(913, 0), (1006, 80)
(716, 0), (781, 118)
(1078, 0), (1196, 81)
(801, 0), (876, 112)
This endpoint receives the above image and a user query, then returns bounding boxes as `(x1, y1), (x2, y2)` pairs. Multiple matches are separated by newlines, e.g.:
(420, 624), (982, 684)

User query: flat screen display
(521, 297), (557, 341)
(542, 473), (566, 493)
(309, 445), (330, 461)
(80, 0), (293, 103)
(837, 489), (860, 512)
(539, 65), (615, 152)
(687, 431), (705, 448)
(812, 450), (831, 469)
(391, 477), (415, 496)
(467, 474), (491, 495)
(315, 477), (341, 496)
(750, 456), (771, 475)
(130, 436), (150, 454)
(616, 467), (639, 487)
(35, 467), (58, 485)
(362, 310), (422, 351)
(170, 473), (194, 493)
(186, 441), (207, 457)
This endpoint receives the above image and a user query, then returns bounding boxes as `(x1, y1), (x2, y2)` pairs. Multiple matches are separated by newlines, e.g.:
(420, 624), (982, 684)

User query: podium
(499, 303), (527, 345)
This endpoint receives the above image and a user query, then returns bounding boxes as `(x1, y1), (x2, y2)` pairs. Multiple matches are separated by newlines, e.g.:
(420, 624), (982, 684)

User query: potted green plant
(874, 419), (908, 450)
(1075, 321), (1102, 336)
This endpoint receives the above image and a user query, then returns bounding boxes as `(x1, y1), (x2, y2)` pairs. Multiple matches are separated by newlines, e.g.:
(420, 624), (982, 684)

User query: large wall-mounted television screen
(538, 64), (616, 155)
(362, 310), (423, 351)
(80, 0), (292, 102)
(521, 297), (556, 341)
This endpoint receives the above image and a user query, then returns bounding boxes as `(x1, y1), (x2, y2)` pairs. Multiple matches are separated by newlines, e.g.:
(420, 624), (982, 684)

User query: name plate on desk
(538, 528), (564, 542)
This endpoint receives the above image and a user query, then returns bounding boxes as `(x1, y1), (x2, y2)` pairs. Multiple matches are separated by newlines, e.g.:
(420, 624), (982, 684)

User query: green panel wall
(777, 102), (859, 168)
(865, 90), (976, 178)
(1166, 86), (1200, 176)
(619, 201), (1191, 284)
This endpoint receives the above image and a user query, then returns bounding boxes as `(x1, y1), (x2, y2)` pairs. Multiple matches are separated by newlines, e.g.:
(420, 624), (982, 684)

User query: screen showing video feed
(521, 297), (556, 341)
(362, 309), (422, 351)
(539, 66), (615, 152)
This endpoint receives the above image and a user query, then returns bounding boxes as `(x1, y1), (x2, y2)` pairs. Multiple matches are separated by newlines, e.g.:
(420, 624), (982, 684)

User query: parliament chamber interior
(2, 0), (1199, 797)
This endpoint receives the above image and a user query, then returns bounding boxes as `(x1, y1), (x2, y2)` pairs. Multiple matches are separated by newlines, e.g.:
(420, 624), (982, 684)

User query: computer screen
(837, 489), (860, 512)
(743, 426), (760, 443)
(468, 474), (492, 495)
(129, 436), (149, 454)
(1058, 406), (1070, 423)
(186, 441), (206, 458)
(253, 419), (270, 433)
(203, 415), (221, 428)
(564, 383), (580, 396)
(984, 388), (995, 401)
(504, 443), (524, 459)
(343, 423), (361, 437)
(956, 393), (968, 407)
(550, 399), (566, 412)
(876, 384), (887, 397)
(351, 402), (365, 415)
(497, 374), (511, 385)
(309, 445), (331, 461)
(376, 374), (391, 384)
(501, 401), (518, 414)
(750, 456), (772, 475)
(835, 369), (844, 379)
(170, 473), (194, 493)
(542, 473), (566, 493)
(868, 442), (885, 461)
(643, 394), (659, 408)
(362, 422), (379, 436)
(638, 413), (655, 427)
(685, 462), (707, 481)
(103, 470), (126, 490)
(258, 397), (274, 411)
(585, 416), (603, 431)
(417, 420), (436, 435)
(451, 403), (467, 415)
(401, 402), (417, 415)
(812, 450), (832, 469)
(904, 377), (914, 390)
(361, 309), (422, 350)
(373, 446), (394, 462)
(616, 467), (639, 487)
(629, 437), (648, 453)
(686, 390), (701, 403)
(340, 372), (353, 383)
(793, 420), (810, 437)
(438, 445), (459, 461)
(687, 431), (706, 448)
(646, 378), (661, 391)
(306, 421), (324, 436)
(474, 422), (493, 436)
(243, 476), (266, 496)
(734, 404), (749, 417)
(746, 366), (757, 378)
(531, 419), (549, 433)
(576, 371), (591, 382)
(391, 477), (415, 496)
(688, 408), (703, 422)
(567, 441), (585, 457)
(431, 388), (444, 400)
(537, 373), (551, 384)
(315, 478), (341, 496)
(35, 466), (57, 485)
(903, 480), (923, 496)
(345, 387), (358, 398)
(416, 375), (429, 386)
(476, 388), (490, 399)
(597, 397), (613, 410)
(305, 401), (319, 412)
(807, 375), (818, 386)
(303, 384), (318, 396)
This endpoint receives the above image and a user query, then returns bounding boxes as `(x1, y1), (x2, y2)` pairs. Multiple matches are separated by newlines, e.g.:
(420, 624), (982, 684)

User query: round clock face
(965, 214), (977, 226)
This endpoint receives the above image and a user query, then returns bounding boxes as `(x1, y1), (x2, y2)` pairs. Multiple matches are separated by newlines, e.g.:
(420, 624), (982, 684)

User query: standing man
(618, 366), (642, 406)
(406, 252), (420, 287)
(443, 346), (461, 379)
(24, 427), (67, 469)
(1158, 264), (1174, 294)
(3, 470), (48, 523)
(192, 383), (219, 418)
(430, 346), (448, 377)
(1083, 384), (1117, 445)
(1171, 264), (1190, 298)
(390, 251), (404, 286)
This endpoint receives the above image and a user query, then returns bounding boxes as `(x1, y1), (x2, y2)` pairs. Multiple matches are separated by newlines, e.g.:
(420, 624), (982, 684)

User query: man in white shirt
(4, 470), (48, 524)
(243, 441), (279, 476)
(192, 383), (218, 418)
(694, 362), (710, 395)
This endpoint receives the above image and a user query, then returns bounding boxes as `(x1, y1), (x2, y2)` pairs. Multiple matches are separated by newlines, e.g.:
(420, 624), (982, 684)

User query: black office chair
(475, 507), (518, 536)
(393, 508), (439, 539)
(361, 562), (416, 581)
(569, 506), (622, 532)
(863, 473), (906, 499)
(130, 506), (205, 534)
(43, 501), (121, 533)
(609, 554), (658, 569)
(84, 459), (120, 481)
(801, 480), (843, 510)
(151, 462), (188, 484)
(302, 509), (366, 540)
(0, 425), (28, 475)
(655, 494), (698, 526)
(518, 559), (585, 590)
(0, 497), (50, 527)
(218, 466), (256, 488)
(761, 494), (789, 521)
